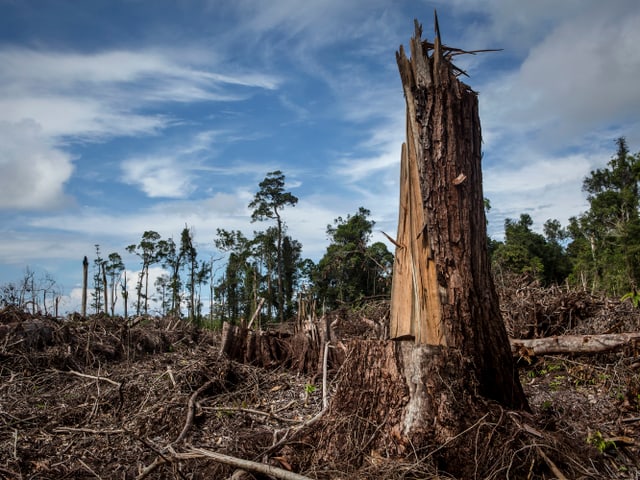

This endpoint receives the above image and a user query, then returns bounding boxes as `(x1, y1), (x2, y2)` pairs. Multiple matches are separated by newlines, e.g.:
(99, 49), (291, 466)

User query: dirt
(1, 282), (639, 479)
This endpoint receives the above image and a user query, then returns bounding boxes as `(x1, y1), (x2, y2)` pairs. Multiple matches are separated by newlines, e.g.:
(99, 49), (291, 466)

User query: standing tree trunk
(81, 256), (88, 317)
(300, 18), (528, 477)
(389, 19), (527, 410)
(102, 263), (108, 315)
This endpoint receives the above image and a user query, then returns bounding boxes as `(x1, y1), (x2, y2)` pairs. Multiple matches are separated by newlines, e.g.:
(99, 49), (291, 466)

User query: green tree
(180, 226), (198, 322)
(491, 214), (571, 286)
(154, 274), (171, 316)
(127, 230), (162, 315)
(282, 235), (304, 318)
(157, 237), (183, 317)
(252, 228), (278, 320)
(568, 138), (640, 294)
(313, 207), (392, 308)
(249, 171), (298, 322)
(214, 229), (253, 323)
(105, 252), (125, 316)
(91, 244), (106, 314)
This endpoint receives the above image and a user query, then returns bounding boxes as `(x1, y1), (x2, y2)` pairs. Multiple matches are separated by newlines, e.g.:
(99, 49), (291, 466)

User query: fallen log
(511, 332), (640, 358)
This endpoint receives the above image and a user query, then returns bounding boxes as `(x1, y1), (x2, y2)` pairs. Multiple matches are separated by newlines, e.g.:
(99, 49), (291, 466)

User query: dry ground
(1, 281), (639, 479)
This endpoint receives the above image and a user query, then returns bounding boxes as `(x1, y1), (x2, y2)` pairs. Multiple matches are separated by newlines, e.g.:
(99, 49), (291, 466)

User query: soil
(1, 279), (639, 479)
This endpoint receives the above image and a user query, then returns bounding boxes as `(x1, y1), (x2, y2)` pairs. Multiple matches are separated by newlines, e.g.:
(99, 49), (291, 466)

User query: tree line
(2, 138), (638, 318)
(490, 137), (640, 299)
(1, 170), (394, 324)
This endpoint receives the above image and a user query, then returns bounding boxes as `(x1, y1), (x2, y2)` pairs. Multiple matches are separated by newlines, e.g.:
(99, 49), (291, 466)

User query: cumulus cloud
(0, 120), (74, 210)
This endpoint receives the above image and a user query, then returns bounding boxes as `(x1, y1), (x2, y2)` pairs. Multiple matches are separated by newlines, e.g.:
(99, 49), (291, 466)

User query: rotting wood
(511, 332), (640, 357)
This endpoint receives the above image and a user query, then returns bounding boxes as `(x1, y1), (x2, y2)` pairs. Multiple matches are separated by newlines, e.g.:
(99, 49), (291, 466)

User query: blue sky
(1, 0), (639, 313)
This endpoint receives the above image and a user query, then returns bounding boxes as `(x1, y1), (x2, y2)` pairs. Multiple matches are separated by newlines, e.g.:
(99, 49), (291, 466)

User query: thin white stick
(322, 341), (330, 410)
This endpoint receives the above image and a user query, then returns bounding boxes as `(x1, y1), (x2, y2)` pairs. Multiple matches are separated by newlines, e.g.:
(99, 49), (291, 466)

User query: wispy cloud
(0, 47), (281, 141)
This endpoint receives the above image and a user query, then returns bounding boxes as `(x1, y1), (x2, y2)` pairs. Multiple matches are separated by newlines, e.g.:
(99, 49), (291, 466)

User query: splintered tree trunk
(389, 20), (527, 410)
(308, 20), (527, 472)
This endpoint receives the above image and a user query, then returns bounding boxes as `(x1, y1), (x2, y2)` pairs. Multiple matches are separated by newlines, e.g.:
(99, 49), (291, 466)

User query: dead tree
(82, 256), (88, 317)
(389, 18), (527, 410)
(305, 18), (528, 471)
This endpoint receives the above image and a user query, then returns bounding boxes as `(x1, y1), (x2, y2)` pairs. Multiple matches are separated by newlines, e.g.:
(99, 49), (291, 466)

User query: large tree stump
(298, 18), (529, 476)
(388, 19), (527, 410)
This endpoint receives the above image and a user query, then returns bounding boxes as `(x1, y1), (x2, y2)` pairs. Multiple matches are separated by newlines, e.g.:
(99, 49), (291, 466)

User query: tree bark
(389, 19), (527, 410)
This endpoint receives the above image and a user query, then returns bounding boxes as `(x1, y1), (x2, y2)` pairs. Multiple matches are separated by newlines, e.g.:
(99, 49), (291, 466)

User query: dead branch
(537, 447), (569, 480)
(187, 447), (312, 480)
(201, 406), (299, 424)
(56, 369), (122, 387)
(247, 297), (265, 330)
(511, 332), (640, 357)
(172, 378), (218, 445)
(54, 427), (125, 435)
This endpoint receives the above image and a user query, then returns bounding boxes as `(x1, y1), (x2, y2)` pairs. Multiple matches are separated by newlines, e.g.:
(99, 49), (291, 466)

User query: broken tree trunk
(303, 20), (529, 473)
(81, 256), (88, 317)
(511, 332), (640, 357)
(389, 18), (527, 410)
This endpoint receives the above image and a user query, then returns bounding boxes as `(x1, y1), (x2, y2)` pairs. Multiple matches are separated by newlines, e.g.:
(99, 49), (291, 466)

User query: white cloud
(0, 120), (74, 210)
(0, 47), (281, 141)
(121, 156), (195, 198)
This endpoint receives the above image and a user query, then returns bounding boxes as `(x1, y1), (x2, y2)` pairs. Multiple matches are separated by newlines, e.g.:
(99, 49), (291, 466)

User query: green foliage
(491, 214), (572, 285)
(312, 207), (393, 309)
(567, 138), (640, 295)
(105, 252), (125, 316)
(249, 170), (299, 322)
(587, 431), (616, 453)
(621, 290), (640, 308)
(127, 230), (162, 315)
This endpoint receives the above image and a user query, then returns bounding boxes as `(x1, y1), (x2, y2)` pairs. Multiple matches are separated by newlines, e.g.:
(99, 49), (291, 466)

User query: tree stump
(295, 18), (528, 477)
(388, 18), (527, 411)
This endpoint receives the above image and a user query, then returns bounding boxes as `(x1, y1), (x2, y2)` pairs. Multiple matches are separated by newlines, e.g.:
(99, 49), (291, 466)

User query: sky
(1, 0), (640, 314)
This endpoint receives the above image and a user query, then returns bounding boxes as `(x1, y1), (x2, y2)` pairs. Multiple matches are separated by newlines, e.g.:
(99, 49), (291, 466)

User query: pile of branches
(496, 274), (640, 338)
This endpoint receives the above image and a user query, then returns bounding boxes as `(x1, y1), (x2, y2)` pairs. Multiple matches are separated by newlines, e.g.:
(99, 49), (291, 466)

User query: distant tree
(91, 245), (106, 314)
(193, 260), (210, 322)
(127, 230), (162, 315)
(120, 270), (129, 319)
(105, 252), (125, 316)
(253, 227), (278, 319)
(491, 214), (572, 286)
(154, 274), (171, 317)
(0, 268), (61, 314)
(214, 229), (253, 323)
(249, 171), (298, 322)
(567, 137), (640, 294)
(313, 207), (392, 309)
(0, 282), (20, 309)
(282, 235), (303, 318)
(179, 226), (199, 322)
(365, 241), (394, 296)
(157, 237), (183, 316)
